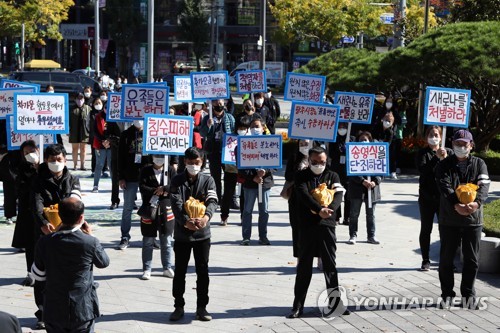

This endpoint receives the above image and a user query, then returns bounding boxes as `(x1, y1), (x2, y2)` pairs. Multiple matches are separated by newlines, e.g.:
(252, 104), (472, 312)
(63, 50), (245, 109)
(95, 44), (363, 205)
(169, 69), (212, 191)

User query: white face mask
(186, 164), (201, 176)
(428, 137), (440, 146)
(48, 161), (65, 173)
(123, 79), (128, 84)
(47, 90), (54, 93)
(152, 157), (164, 166)
(250, 128), (263, 136)
(360, 139), (370, 143)
(25, 152), (39, 164)
(383, 120), (392, 128)
(299, 146), (310, 156)
(255, 98), (264, 107)
(84, 92), (91, 98)
(94, 104), (103, 111)
(310, 164), (325, 175)
(100, 95), (108, 102)
(237, 129), (248, 136)
(133, 120), (143, 129)
(385, 102), (393, 110)
(338, 128), (348, 136)
(453, 145), (470, 159)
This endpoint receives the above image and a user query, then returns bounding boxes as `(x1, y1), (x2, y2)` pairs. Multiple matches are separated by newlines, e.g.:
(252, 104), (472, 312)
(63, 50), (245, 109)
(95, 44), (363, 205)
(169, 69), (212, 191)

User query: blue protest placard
(423, 86), (471, 128)
(13, 93), (69, 134)
(235, 70), (267, 94)
(288, 101), (340, 142)
(142, 114), (193, 155)
(1, 79), (40, 92)
(334, 91), (375, 124)
(5, 115), (56, 150)
(283, 72), (325, 103)
(237, 135), (282, 169)
(222, 133), (238, 165)
(191, 71), (230, 100)
(121, 84), (169, 121)
(0, 87), (38, 119)
(346, 142), (390, 176)
(106, 92), (122, 122)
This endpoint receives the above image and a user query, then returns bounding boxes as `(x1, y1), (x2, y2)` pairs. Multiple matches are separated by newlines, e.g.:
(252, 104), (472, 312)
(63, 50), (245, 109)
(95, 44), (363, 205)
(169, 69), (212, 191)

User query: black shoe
(196, 307), (212, 321)
(109, 203), (119, 210)
(420, 260), (431, 271)
(118, 238), (129, 250)
(169, 307), (184, 321)
(286, 308), (303, 319)
(438, 296), (454, 309)
(153, 239), (160, 249)
(343, 309), (351, 315)
(36, 320), (46, 329)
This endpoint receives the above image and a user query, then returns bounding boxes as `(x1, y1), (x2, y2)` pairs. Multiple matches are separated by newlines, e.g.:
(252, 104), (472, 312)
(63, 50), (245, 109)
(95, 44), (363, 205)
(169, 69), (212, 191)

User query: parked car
(9, 71), (102, 97)
(72, 68), (97, 78)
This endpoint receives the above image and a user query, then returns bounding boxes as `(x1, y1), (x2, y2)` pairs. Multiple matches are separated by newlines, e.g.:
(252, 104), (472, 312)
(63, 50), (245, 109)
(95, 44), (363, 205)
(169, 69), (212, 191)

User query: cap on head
(453, 129), (473, 143)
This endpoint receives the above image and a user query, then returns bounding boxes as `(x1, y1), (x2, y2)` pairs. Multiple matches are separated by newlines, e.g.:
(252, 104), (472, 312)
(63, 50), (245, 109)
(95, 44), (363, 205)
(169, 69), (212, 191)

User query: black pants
(288, 195), (300, 258)
(110, 146), (120, 205)
(439, 225), (481, 299)
(419, 197), (439, 261)
(45, 319), (94, 333)
(293, 224), (339, 310)
(2, 178), (17, 218)
(221, 171), (237, 220)
(173, 238), (210, 308)
(208, 152), (223, 201)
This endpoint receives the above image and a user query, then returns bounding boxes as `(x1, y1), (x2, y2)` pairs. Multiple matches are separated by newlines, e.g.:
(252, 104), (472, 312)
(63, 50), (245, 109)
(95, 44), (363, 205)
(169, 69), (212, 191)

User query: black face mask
(244, 104), (253, 111)
(213, 105), (224, 113)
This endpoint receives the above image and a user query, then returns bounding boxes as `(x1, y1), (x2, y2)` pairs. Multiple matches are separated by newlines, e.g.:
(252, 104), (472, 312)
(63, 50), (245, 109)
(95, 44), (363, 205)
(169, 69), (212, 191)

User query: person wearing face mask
(83, 86), (93, 106)
(238, 116), (275, 245)
(69, 92), (91, 171)
(263, 89), (280, 134)
(32, 144), (81, 329)
(169, 147), (218, 322)
(284, 139), (315, 258)
(100, 91), (108, 103)
(191, 104), (203, 149)
(328, 123), (355, 226)
(45, 85), (55, 93)
(11, 140), (39, 287)
(347, 132), (382, 245)
(200, 99), (236, 204)
(91, 99), (112, 192)
(286, 146), (347, 319)
(0, 136), (20, 226)
(88, 98), (102, 178)
(373, 111), (398, 179)
(138, 155), (177, 280)
(253, 92), (273, 133)
(416, 126), (453, 271)
(435, 129), (489, 309)
(117, 119), (148, 249)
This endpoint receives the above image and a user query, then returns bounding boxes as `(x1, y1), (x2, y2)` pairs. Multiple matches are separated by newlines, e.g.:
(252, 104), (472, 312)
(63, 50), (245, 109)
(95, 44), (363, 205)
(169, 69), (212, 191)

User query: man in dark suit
(32, 197), (110, 332)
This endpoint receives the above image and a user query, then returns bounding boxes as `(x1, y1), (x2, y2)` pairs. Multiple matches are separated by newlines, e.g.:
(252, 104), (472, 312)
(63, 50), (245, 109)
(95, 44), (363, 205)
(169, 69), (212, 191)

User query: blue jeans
(93, 149), (112, 187)
(349, 198), (376, 238)
(121, 182), (139, 240)
(242, 187), (269, 240)
(142, 234), (173, 271)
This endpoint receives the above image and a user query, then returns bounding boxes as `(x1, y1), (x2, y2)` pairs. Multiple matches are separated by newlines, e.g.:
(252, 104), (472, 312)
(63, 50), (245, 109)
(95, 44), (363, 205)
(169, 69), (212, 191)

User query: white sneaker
(141, 271), (151, 280)
(163, 268), (174, 278)
(367, 237), (380, 244)
(91, 186), (99, 193)
(5, 218), (13, 225)
(347, 237), (357, 245)
(391, 172), (398, 180)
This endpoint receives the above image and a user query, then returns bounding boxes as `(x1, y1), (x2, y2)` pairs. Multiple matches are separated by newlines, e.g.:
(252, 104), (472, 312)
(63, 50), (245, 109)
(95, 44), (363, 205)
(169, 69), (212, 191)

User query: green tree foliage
(0, 0), (74, 45)
(107, 0), (143, 74)
(382, 21), (500, 151)
(269, 0), (385, 51)
(450, 0), (500, 22)
(400, 0), (439, 45)
(178, 0), (210, 71)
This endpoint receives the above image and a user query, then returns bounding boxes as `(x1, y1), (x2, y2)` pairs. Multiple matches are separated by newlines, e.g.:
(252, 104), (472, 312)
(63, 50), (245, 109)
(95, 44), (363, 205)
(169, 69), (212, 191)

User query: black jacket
(416, 147), (453, 199)
(170, 172), (218, 242)
(435, 155), (490, 227)
(347, 175), (382, 202)
(328, 135), (355, 183)
(294, 168), (344, 228)
(118, 125), (148, 182)
(33, 228), (109, 325)
(32, 164), (80, 228)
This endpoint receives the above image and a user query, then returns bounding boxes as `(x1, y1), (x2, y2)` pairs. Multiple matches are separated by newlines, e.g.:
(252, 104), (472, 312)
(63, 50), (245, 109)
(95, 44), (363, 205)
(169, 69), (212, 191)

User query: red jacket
(92, 111), (108, 149)
(192, 110), (202, 149)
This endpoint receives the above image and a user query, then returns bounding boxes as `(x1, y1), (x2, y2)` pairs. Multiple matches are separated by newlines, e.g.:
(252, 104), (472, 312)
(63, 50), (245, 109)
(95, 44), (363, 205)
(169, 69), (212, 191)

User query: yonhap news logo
(317, 286), (349, 320)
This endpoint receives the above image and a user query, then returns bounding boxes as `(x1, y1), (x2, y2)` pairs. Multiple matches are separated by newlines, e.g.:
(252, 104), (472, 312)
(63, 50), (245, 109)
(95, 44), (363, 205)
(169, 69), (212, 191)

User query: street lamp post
(147, 0), (154, 82)
(259, 0), (266, 71)
(94, 0), (100, 75)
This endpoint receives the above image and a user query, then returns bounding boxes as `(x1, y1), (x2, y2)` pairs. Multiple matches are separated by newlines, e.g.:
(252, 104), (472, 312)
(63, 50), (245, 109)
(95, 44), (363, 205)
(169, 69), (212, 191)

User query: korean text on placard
(335, 92), (374, 124)
(143, 115), (193, 155)
(122, 85), (169, 119)
(236, 70), (266, 93)
(289, 102), (339, 142)
(425, 87), (470, 128)
(191, 72), (229, 100)
(284, 73), (325, 103)
(347, 143), (389, 176)
(238, 135), (282, 169)
(14, 93), (68, 133)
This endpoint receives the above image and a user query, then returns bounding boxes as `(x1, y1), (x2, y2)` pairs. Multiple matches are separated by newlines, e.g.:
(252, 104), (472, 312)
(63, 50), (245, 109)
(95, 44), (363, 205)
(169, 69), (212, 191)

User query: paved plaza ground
(0, 147), (499, 332)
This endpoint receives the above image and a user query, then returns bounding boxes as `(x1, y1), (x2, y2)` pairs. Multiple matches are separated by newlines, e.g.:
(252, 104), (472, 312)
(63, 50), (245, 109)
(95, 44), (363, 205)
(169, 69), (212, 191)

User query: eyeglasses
(310, 160), (326, 166)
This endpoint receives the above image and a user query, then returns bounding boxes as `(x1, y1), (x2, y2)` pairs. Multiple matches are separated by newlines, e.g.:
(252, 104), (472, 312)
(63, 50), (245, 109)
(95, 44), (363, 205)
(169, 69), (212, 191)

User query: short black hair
(250, 114), (264, 125)
(308, 146), (327, 157)
(184, 147), (206, 170)
(58, 198), (85, 226)
(20, 140), (37, 151)
(45, 144), (66, 158)
(236, 115), (252, 129)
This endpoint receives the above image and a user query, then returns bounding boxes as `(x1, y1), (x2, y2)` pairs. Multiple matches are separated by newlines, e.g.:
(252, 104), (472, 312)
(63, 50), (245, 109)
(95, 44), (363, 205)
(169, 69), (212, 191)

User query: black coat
(118, 126), (148, 182)
(139, 164), (177, 237)
(33, 228), (109, 325)
(12, 161), (38, 248)
(416, 146), (453, 199)
(32, 164), (81, 228)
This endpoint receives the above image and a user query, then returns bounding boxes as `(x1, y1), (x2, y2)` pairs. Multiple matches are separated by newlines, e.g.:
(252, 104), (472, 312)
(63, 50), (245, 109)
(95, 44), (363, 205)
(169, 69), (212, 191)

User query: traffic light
(15, 42), (20, 55)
